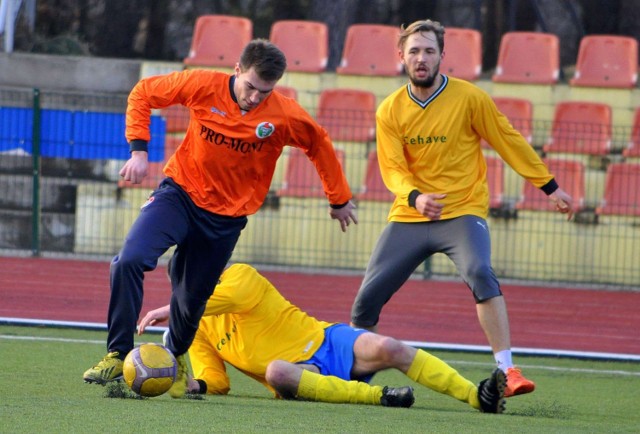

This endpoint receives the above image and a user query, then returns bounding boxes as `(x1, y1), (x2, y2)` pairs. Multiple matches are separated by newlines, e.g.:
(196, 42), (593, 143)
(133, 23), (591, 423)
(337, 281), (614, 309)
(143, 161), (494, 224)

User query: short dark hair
(239, 39), (287, 82)
(398, 19), (445, 54)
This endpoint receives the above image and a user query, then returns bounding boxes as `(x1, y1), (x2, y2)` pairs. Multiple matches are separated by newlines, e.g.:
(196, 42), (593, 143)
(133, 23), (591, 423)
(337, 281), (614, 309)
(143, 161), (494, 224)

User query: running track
(1, 256), (639, 357)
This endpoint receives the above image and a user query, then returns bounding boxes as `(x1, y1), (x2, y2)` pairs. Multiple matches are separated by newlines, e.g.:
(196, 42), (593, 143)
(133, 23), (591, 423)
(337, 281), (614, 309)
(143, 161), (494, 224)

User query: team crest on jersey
(255, 122), (275, 139)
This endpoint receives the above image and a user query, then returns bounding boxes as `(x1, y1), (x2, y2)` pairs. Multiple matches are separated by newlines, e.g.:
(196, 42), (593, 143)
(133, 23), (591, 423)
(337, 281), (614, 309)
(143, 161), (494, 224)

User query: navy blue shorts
(300, 324), (373, 382)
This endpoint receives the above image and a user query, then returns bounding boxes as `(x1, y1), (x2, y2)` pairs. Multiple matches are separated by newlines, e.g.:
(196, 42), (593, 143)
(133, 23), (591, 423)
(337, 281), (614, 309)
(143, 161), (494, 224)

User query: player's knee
(375, 336), (412, 365)
(111, 248), (147, 273)
(466, 263), (501, 301)
(265, 360), (292, 390)
(466, 262), (494, 282)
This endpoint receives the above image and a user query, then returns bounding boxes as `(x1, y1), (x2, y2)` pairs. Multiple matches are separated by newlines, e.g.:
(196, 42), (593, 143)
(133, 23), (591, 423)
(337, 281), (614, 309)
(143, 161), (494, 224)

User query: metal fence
(1, 86), (638, 289)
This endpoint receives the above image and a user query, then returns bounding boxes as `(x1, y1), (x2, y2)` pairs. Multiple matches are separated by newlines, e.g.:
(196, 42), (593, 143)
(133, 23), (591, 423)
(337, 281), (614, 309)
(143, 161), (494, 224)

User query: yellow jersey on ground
(189, 263), (333, 395)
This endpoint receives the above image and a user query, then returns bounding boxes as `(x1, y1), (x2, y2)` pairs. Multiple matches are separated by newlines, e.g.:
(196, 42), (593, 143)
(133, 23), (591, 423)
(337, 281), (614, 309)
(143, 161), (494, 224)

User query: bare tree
(309, 0), (359, 69)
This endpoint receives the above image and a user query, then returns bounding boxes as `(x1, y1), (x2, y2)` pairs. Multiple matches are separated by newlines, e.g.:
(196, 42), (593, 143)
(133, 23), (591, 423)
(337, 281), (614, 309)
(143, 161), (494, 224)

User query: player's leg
(350, 332), (490, 410)
(165, 207), (247, 398)
(264, 360), (320, 399)
(107, 185), (189, 357)
(164, 219), (245, 357)
(83, 182), (189, 384)
(266, 325), (413, 407)
(441, 215), (535, 397)
(351, 222), (432, 330)
(265, 360), (412, 407)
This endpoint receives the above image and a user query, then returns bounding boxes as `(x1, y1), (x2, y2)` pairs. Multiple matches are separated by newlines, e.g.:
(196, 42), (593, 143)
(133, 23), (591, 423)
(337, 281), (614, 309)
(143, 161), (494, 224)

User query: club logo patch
(256, 122), (275, 139)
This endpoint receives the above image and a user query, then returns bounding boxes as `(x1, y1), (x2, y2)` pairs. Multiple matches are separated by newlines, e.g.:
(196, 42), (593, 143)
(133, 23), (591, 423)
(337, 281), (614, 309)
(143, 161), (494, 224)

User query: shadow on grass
(102, 381), (204, 400)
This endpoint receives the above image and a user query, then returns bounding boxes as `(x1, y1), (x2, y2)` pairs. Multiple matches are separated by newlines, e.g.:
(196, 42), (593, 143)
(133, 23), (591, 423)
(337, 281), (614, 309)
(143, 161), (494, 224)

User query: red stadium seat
(440, 27), (482, 81)
(492, 32), (560, 85)
(543, 101), (612, 156)
(517, 158), (585, 212)
(570, 35), (639, 88)
(269, 20), (328, 73)
(183, 15), (253, 67)
(356, 150), (394, 202)
(315, 88), (377, 142)
(485, 155), (505, 210)
(482, 97), (533, 148)
(278, 148), (346, 199)
(596, 163), (640, 217)
(623, 107), (640, 158)
(336, 24), (403, 76)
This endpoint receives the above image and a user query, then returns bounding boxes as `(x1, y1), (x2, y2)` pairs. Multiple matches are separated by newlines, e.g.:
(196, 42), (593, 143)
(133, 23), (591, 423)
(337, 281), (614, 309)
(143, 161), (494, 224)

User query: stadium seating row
(182, 15), (639, 88)
(119, 130), (640, 219)
(281, 148), (640, 218)
(160, 87), (640, 158)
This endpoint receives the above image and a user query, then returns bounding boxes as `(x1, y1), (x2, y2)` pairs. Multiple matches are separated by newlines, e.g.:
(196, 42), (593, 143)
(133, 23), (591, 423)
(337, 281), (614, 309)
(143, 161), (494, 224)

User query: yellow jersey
(376, 75), (554, 222)
(189, 263), (333, 395)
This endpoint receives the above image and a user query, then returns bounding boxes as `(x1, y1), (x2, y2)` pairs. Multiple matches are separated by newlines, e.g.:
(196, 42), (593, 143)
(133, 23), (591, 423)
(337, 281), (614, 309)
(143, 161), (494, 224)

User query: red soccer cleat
(505, 367), (536, 397)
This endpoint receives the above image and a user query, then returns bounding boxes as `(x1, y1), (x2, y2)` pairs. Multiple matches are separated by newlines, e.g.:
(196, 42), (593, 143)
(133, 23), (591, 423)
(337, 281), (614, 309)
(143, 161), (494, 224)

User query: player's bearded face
(408, 58), (441, 88)
(402, 31), (442, 89)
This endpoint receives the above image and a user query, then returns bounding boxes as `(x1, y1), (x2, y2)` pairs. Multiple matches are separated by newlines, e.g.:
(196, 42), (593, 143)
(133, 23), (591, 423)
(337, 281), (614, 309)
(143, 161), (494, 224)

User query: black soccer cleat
(477, 368), (507, 414)
(380, 386), (415, 408)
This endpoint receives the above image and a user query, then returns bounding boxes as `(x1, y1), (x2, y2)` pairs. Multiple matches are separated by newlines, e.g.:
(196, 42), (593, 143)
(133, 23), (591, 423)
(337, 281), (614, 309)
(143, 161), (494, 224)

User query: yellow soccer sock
(407, 349), (480, 409)
(296, 369), (383, 405)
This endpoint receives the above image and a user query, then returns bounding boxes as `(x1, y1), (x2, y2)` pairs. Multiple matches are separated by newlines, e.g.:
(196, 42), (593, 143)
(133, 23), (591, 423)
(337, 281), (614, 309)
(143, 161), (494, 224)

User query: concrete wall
(0, 52), (142, 93)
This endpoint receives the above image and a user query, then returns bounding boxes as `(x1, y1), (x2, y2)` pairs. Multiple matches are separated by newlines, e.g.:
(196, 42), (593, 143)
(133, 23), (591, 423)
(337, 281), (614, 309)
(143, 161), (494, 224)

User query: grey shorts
(350, 215), (502, 327)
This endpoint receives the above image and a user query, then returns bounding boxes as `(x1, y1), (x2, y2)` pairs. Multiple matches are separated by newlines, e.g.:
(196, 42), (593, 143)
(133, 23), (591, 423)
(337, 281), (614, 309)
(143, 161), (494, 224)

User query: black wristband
(330, 201), (349, 209)
(129, 139), (149, 153)
(195, 379), (207, 394)
(541, 178), (559, 195)
(408, 189), (422, 208)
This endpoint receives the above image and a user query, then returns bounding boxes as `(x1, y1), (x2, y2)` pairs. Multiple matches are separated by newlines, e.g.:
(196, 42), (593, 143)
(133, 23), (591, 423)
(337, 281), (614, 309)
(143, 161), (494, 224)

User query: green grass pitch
(1, 325), (639, 433)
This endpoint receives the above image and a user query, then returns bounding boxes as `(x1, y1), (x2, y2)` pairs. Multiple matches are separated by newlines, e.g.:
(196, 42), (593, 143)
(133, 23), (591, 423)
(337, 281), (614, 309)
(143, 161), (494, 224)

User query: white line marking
(2, 334), (639, 377)
(441, 359), (640, 377)
(2, 317), (640, 376)
(0, 335), (105, 344)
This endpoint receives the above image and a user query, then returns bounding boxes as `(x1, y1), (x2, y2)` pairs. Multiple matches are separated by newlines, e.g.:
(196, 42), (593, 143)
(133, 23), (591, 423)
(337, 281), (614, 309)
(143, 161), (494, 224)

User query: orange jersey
(126, 69), (351, 216)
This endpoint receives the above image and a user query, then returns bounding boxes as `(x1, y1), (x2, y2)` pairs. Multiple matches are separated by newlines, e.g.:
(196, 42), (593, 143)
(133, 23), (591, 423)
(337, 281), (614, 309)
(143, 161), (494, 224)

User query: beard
(409, 63), (440, 89)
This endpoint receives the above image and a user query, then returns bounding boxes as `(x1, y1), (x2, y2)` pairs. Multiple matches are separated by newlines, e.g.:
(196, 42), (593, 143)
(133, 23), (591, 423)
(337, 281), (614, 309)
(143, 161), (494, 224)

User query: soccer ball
(123, 343), (177, 397)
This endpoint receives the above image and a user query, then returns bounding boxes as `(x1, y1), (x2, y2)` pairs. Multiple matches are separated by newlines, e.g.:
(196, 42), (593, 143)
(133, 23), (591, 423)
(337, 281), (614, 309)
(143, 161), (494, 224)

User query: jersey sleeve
(472, 93), (554, 189)
(285, 102), (353, 205)
(125, 70), (201, 143)
(189, 326), (230, 395)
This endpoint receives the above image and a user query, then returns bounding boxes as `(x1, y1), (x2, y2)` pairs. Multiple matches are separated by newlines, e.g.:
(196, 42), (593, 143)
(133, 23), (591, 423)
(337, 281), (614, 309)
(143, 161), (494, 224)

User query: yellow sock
(407, 349), (480, 409)
(296, 369), (383, 405)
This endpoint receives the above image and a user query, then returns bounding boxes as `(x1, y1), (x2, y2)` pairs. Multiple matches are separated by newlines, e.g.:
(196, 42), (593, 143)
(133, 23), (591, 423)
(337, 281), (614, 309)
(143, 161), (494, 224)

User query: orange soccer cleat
(505, 367), (536, 397)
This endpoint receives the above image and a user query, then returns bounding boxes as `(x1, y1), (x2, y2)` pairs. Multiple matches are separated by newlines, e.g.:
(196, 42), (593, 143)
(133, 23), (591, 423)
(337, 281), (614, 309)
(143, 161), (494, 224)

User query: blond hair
(398, 19), (445, 53)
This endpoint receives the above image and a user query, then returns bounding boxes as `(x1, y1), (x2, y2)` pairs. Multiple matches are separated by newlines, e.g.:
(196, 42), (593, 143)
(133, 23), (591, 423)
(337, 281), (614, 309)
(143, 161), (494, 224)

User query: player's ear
(399, 49), (406, 64)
